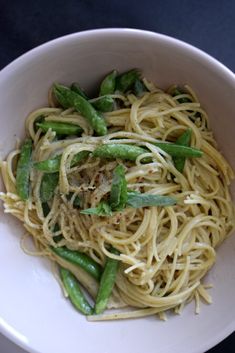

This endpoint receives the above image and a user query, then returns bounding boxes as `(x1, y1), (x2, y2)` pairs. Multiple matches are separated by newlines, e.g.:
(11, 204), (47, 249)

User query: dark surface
(0, 0), (234, 352)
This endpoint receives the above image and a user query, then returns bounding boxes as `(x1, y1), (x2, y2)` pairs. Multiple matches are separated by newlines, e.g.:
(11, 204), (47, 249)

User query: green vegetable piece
(93, 144), (148, 161)
(36, 121), (83, 136)
(34, 151), (90, 173)
(126, 192), (177, 208)
(173, 129), (192, 172)
(80, 201), (112, 216)
(73, 196), (81, 208)
(40, 172), (59, 202)
(94, 247), (120, 315)
(99, 70), (118, 96)
(41, 202), (62, 242)
(110, 165), (127, 211)
(66, 192), (81, 208)
(71, 82), (89, 100)
(53, 84), (107, 136)
(93, 142), (201, 162)
(53, 84), (72, 108)
(171, 87), (192, 104)
(52, 246), (102, 281)
(91, 95), (114, 112)
(154, 142), (203, 158)
(60, 267), (93, 315)
(34, 115), (45, 132)
(133, 78), (148, 96)
(116, 69), (141, 93)
(16, 139), (32, 200)
(35, 155), (61, 173)
(72, 81), (114, 112)
(42, 202), (50, 217)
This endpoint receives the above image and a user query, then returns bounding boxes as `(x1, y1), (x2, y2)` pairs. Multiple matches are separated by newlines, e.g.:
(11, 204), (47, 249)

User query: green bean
(60, 267), (93, 315)
(52, 246), (102, 281)
(91, 95), (114, 112)
(154, 142), (202, 158)
(16, 139), (32, 200)
(71, 82), (89, 100)
(94, 247), (120, 314)
(116, 69), (141, 93)
(133, 78), (148, 96)
(40, 172), (59, 202)
(99, 70), (117, 96)
(173, 129), (192, 172)
(36, 121), (83, 136)
(93, 144), (148, 161)
(34, 150), (90, 173)
(53, 84), (107, 136)
(110, 165), (127, 211)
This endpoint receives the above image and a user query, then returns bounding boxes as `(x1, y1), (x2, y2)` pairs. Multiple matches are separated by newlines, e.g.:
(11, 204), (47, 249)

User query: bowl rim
(0, 27), (234, 353)
(0, 27), (234, 81)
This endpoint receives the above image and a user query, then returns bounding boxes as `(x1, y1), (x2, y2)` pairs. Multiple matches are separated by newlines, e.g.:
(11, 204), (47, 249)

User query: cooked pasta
(0, 71), (234, 321)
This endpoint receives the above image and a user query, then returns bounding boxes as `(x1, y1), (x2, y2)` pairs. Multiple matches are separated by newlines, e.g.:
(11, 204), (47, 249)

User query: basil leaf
(80, 201), (112, 216)
(126, 192), (176, 208)
(110, 165), (127, 211)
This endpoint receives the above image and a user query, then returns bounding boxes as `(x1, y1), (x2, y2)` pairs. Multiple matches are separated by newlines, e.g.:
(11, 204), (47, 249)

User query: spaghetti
(0, 75), (234, 321)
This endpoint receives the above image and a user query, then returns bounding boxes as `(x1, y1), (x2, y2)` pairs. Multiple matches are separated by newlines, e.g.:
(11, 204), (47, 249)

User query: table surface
(0, 1), (234, 352)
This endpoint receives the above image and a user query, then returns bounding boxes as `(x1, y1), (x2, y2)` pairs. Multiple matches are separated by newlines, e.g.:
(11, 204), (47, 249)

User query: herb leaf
(126, 192), (176, 208)
(80, 201), (112, 216)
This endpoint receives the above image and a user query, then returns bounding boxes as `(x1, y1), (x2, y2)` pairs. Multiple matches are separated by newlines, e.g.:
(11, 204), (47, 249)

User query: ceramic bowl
(0, 28), (235, 353)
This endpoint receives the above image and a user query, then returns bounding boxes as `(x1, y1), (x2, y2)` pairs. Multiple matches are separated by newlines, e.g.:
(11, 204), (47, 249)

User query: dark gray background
(0, 0), (234, 352)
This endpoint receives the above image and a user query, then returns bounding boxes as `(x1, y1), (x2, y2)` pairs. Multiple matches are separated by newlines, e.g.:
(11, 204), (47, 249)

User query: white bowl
(0, 28), (235, 353)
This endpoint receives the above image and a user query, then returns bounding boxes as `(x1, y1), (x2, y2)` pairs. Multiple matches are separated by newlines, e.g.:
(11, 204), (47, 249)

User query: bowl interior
(0, 29), (235, 353)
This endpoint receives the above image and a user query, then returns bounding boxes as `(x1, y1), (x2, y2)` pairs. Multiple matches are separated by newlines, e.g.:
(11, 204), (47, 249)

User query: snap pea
(93, 142), (202, 161)
(173, 129), (192, 172)
(52, 246), (102, 281)
(171, 87), (192, 104)
(34, 115), (44, 132)
(154, 142), (202, 158)
(40, 172), (59, 202)
(36, 121), (83, 136)
(72, 82), (114, 112)
(71, 82), (89, 100)
(116, 69), (141, 93)
(53, 84), (107, 136)
(66, 192), (81, 208)
(42, 202), (62, 242)
(42, 202), (50, 217)
(91, 95), (114, 112)
(60, 267), (93, 315)
(133, 78), (148, 96)
(93, 144), (148, 161)
(94, 247), (120, 314)
(16, 139), (32, 200)
(99, 70), (117, 96)
(110, 165), (127, 211)
(34, 150), (90, 173)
